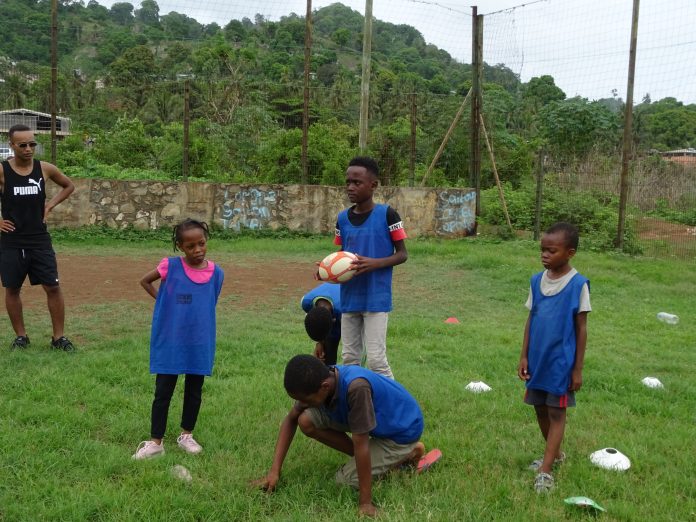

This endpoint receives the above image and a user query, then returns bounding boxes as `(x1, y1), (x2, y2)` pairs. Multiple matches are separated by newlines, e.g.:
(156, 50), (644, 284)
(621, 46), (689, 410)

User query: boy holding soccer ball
(333, 156), (407, 379)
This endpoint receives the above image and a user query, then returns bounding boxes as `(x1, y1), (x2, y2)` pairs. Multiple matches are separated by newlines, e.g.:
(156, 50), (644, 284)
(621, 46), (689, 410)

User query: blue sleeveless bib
(150, 257), (224, 375)
(328, 365), (423, 444)
(338, 204), (394, 312)
(526, 271), (589, 395)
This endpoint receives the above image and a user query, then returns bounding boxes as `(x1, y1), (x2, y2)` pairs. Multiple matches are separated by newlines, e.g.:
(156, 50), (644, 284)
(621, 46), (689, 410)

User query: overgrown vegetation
(1, 0), (694, 250)
(480, 181), (642, 254)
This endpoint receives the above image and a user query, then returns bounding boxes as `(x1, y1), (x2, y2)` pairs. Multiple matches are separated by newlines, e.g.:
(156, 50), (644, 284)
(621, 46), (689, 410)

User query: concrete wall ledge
(45, 179), (476, 237)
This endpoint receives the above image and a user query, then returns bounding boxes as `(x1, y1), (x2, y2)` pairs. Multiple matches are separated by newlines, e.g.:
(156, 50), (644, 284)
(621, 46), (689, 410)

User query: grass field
(1, 235), (694, 521)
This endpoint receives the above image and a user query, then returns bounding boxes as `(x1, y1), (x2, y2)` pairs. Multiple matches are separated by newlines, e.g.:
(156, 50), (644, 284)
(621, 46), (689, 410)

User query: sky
(97, 0), (696, 104)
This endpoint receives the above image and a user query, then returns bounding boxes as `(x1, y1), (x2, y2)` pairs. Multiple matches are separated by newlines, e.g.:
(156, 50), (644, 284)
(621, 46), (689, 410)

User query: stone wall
(45, 179), (477, 237)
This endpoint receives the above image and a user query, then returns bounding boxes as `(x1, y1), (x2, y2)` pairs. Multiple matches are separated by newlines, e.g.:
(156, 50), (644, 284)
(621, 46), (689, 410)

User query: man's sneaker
(132, 440), (165, 460)
(51, 336), (76, 352)
(10, 336), (30, 350)
(534, 472), (555, 493)
(177, 433), (203, 454)
(528, 451), (566, 471)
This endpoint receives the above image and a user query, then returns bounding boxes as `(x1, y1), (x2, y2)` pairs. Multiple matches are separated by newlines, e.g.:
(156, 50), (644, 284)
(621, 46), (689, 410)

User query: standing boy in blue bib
(333, 157), (407, 378)
(517, 222), (591, 493)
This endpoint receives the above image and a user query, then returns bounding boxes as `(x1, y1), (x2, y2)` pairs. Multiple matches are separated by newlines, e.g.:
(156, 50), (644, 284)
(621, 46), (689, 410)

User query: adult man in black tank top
(0, 124), (75, 351)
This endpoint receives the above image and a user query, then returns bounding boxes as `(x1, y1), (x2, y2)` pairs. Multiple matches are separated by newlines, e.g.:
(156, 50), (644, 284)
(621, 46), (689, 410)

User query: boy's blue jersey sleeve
(300, 292), (313, 313)
(301, 282), (341, 315)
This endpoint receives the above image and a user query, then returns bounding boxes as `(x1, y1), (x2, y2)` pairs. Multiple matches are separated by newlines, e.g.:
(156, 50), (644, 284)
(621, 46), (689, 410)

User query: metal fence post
(183, 80), (190, 182)
(301, 0), (312, 184)
(358, 0), (373, 152)
(409, 93), (416, 187)
(616, 0), (640, 249)
(534, 149), (545, 240)
(470, 7), (483, 229)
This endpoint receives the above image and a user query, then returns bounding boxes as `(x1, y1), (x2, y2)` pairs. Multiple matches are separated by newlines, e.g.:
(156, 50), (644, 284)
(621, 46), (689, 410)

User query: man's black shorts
(0, 248), (60, 288)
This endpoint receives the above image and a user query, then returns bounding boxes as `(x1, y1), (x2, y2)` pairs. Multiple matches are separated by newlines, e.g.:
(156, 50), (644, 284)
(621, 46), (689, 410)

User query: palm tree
(3, 75), (27, 108)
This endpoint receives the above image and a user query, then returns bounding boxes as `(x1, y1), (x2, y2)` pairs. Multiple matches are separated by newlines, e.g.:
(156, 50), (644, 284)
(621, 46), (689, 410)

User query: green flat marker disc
(564, 496), (606, 512)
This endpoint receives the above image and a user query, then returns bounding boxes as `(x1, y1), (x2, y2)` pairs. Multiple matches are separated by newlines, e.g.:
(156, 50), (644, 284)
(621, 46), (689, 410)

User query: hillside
(0, 0), (694, 188)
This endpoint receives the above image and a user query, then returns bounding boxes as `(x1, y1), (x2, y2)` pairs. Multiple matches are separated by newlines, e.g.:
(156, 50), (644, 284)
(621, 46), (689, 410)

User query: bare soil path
(19, 254), (315, 310)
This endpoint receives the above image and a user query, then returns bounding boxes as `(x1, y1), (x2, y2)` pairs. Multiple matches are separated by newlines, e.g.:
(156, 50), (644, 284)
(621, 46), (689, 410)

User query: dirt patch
(636, 217), (696, 241)
(19, 255), (317, 310)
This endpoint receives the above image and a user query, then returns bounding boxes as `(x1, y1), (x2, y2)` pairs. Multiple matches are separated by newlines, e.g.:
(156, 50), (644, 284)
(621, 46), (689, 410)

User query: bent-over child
(132, 218), (224, 459)
(254, 354), (441, 518)
(517, 222), (591, 493)
(301, 282), (342, 365)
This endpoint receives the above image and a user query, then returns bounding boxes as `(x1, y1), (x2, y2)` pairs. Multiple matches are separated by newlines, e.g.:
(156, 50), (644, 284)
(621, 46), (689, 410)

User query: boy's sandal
(416, 448), (442, 474)
(534, 472), (555, 493)
(528, 451), (566, 471)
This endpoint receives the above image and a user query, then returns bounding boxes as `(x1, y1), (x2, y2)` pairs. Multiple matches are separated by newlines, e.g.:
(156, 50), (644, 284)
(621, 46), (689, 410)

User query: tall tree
(135, 0), (160, 27)
(109, 2), (134, 26)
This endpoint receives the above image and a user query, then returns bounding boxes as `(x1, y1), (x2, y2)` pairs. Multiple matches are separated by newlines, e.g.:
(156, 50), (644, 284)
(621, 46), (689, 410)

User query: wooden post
(534, 149), (544, 240)
(301, 0), (312, 184)
(183, 80), (190, 182)
(358, 0), (373, 152)
(480, 114), (513, 233)
(421, 89), (471, 186)
(409, 93), (416, 187)
(616, 0), (640, 249)
(50, 0), (58, 163)
(470, 8), (483, 228)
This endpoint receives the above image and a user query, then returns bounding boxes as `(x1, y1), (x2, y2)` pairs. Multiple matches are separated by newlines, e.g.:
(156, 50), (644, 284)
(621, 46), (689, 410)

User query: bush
(649, 197), (696, 226)
(63, 160), (171, 181)
(480, 180), (641, 254)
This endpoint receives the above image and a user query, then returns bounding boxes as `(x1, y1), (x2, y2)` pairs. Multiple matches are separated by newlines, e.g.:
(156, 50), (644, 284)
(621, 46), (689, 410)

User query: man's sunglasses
(16, 142), (38, 149)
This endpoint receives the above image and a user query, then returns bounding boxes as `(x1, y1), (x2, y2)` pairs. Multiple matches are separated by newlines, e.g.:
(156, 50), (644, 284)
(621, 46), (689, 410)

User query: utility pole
(50, 0), (58, 163)
(616, 0), (640, 249)
(301, 0), (312, 184)
(409, 93), (417, 187)
(470, 7), (483, 227)
(358, 0), (373, 152)
(183, 80), (190, 181)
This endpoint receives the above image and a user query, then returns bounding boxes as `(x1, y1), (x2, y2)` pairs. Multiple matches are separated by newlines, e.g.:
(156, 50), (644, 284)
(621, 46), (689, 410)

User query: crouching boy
(254, 354), (440, 517)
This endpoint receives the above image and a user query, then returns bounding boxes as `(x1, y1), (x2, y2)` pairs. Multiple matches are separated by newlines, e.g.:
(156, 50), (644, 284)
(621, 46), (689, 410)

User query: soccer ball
(318, 251), (358, 284)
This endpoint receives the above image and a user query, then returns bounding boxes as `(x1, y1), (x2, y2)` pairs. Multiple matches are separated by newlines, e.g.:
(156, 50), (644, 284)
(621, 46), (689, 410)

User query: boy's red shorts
(524, 388), (576, 408)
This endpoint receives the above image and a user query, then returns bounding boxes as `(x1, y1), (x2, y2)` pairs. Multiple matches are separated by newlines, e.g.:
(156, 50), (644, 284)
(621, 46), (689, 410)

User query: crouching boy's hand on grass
(251, 471), (279, 492)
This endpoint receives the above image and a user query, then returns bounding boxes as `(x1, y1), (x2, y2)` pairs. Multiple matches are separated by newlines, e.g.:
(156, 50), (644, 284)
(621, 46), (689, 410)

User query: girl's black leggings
(151, 373), (205, 440)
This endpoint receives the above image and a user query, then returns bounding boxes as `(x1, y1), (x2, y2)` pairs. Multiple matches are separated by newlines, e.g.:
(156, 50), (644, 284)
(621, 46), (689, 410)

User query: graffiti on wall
(221, 187), (279, 231)
(435, 189), (476, 236)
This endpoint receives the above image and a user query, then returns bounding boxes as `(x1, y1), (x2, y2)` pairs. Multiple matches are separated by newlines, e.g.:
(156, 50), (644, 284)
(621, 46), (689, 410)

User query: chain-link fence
(483, 0), (696, 258)
(0, 0), (694, 257)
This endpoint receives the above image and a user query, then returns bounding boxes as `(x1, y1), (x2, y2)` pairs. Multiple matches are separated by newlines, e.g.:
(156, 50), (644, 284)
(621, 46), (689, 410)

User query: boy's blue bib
(337, 204), (394, 312)
(150, 257), (224, 375)
(526, 271), (589, 395)
(327, 365), (424, 444)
